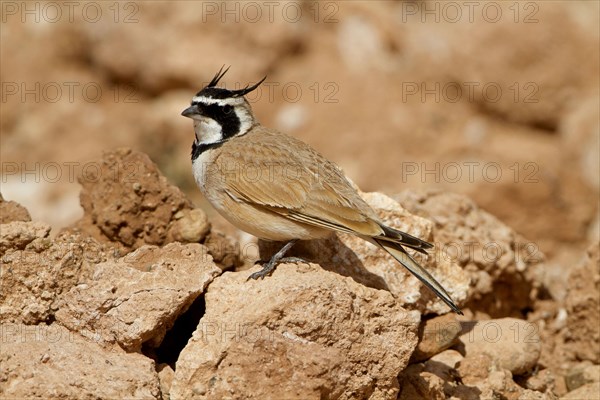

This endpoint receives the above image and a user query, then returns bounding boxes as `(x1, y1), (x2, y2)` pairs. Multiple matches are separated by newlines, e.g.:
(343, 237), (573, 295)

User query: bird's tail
(371, 237), (463, 315)
(376, 223), (433, 255)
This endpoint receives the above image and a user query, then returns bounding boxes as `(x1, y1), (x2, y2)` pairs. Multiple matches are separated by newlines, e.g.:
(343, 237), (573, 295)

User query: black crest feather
(207, 65), (230, 88)
(196, 67), (266, 99)
(230, 75), (267, 97)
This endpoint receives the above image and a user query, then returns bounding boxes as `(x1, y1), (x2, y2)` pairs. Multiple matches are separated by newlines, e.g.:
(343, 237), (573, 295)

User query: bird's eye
(223, 105), (233, 114)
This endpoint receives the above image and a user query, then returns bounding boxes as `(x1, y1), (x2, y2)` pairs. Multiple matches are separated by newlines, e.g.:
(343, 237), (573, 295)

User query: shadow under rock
(451, 321), (478, 357)
(422, 359), (483, 399)
(142, 295), (206, 370)
(258, 235), (391, 292)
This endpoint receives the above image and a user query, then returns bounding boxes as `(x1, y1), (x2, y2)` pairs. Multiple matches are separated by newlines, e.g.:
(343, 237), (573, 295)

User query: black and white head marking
(182, 66), (266, 161)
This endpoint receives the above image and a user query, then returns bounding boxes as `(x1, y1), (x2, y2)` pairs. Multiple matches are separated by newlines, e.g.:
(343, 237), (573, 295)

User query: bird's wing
(212, 128), (384, 237)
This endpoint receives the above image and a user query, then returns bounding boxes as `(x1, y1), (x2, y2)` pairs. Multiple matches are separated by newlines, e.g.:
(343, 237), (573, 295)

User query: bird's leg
(248, 239), (300, 280)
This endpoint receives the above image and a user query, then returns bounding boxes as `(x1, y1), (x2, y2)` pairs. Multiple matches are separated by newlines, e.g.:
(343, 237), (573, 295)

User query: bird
(181, 66), (462, 314)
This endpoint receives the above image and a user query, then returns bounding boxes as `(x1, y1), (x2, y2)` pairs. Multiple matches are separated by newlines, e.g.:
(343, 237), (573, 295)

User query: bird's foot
(247, 240), (301, 281)
(247, 260), (277, 280)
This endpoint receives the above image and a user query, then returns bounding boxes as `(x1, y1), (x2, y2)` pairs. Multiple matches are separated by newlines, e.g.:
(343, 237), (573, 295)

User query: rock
(565, 362), (600, 392)
(1, 228), (110, 324)
(519, 369), (557, 395)
(168, 208), (210, 243)
(55, 242), (221, 351)
(398, 363), (447, 400)
(564, 243), (600, 363)
(397, 189), (544, 316)
(0, 220), (50, 254)
(158, 363), (175, 400)
(260, 191), (470, 315)
(411, 313), (462, 362)
(398, 350), (465, 399)
(458, 318), (541, 375)
(425, 349), (463, 382)
(400, 349), (530, 400)
(456, 354), (547, 400)
(74, 148), (193, 250)
(0, 194), (31, 223)
(171, 263), (420, 399)
(562, 382), (600, 400)
(561, 96), (600, 190)
(583, 364), (600, 383)
(0, 323), (160, 399)
(202, 230), (243, 270)
(457, 353), (495, 385)
(477, 369), (525, 400)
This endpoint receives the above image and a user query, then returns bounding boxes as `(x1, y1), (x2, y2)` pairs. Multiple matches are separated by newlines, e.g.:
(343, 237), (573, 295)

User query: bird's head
(182, 66), (266, 148)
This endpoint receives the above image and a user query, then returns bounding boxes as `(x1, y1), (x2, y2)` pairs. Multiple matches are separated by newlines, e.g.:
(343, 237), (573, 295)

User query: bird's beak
(181, 105), (199, 118)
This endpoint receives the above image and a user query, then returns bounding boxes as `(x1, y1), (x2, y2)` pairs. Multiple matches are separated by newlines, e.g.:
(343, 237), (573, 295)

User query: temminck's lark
(182, 67), (461, 314)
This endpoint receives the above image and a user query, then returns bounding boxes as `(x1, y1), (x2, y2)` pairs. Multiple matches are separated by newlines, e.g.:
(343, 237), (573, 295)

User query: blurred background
(1, 0), (598, 270)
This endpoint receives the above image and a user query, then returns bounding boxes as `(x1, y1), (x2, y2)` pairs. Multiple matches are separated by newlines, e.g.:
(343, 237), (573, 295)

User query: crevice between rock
(143, 295), (206, 370)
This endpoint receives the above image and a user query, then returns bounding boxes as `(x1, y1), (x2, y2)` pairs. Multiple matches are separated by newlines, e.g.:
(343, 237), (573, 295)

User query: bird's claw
(247, 266), (274, 281)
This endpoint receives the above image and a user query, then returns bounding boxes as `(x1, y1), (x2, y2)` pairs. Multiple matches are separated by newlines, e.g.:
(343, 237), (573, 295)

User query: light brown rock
(561, 382), (600, 400)
(455, 354), (550, 400)
(260, 192), (469, 315)
(169, 208), (211, 243)
(561, 96), (600, 190)
(564, 244), (600, 363)
(0, 323), (160, 399)
(0, 220), (50, 254)
(202, 230), (243, 270)
(411, 313), (462, 362)
(519, 368), (557, 395)
(458, 318), (542, 375)
(397, 189), (544, 316)
(399, 349), (469, 400)
(398, 363), (447, 400)
(1, 228), (110, 324)
(457, 353), (495, 385)
(401, 364), (550, 399)
(56, 242), (221, 351)
(0, 194), (31, 224)
(74, 148), (193, 250)
(565, 362), (600, 392)
(425, 349), (463, 382)
(429, 349), (463, 367)
(172, 263), (421, 399)
(158, 363), (175, 400)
